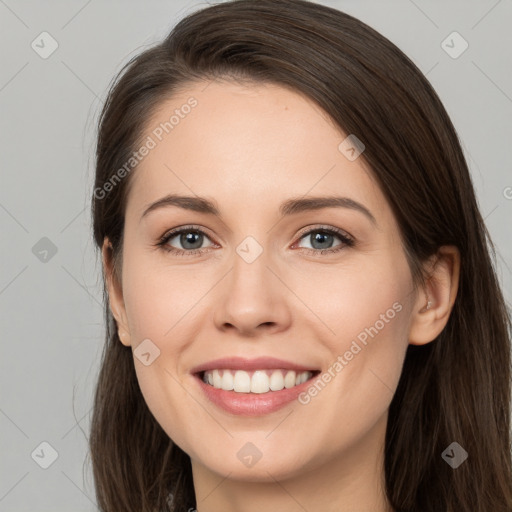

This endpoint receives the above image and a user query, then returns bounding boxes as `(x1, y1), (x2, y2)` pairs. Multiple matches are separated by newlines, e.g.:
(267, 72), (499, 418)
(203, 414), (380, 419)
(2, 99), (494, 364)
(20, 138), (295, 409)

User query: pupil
(312, 232), (333, 249)
(182, 232), (202, 250)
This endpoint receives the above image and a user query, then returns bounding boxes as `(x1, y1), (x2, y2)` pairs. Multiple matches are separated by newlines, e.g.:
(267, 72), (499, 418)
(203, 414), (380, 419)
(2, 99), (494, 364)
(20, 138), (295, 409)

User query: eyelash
(156, 224), (355, 257)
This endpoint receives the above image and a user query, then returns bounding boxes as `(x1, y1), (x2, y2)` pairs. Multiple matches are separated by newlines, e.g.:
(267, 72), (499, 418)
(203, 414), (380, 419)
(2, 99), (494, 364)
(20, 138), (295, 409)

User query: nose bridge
(213, 233), (290, 334)
(229, 235), (275, 301)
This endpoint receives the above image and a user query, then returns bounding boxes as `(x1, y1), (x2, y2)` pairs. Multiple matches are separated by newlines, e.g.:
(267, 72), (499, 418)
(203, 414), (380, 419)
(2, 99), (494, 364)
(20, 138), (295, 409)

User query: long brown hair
(89, 1), (512, 510)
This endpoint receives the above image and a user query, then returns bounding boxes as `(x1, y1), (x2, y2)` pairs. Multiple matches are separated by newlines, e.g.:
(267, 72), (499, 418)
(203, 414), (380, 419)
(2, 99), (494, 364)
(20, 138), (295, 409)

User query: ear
(102, 237), (132, 347)
(408, 245), (460, 346)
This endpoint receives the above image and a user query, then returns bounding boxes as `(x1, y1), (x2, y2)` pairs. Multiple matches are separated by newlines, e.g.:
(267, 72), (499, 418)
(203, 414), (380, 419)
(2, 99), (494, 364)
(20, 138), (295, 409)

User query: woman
(89, 0), (512, 510)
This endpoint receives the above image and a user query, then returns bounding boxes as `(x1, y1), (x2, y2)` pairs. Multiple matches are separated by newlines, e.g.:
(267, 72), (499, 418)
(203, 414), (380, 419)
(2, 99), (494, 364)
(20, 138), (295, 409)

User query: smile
(201, 369), (315, 393)
(191, 356), (321, 415)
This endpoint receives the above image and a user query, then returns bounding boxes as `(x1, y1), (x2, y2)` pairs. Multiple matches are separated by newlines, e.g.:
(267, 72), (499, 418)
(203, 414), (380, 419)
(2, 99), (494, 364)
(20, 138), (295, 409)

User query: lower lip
(194, 373), (316, 416)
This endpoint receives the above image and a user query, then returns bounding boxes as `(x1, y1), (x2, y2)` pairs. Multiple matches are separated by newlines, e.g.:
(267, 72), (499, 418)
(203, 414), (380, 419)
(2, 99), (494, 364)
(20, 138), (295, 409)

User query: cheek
(121, 262), (200, 449)
(291, 254), (412, 348)
(122, 254), (204, 342)
(291, 272), (411, 463)
(295, 252), (413, 410)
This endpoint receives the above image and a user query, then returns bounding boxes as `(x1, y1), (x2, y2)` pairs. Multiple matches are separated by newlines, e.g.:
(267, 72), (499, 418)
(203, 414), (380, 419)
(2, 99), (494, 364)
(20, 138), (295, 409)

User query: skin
(103, 79), (460, 512)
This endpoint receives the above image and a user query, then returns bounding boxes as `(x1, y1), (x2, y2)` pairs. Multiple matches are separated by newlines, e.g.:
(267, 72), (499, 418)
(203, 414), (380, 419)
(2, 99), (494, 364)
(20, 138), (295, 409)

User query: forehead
(125, 79), (387, 223)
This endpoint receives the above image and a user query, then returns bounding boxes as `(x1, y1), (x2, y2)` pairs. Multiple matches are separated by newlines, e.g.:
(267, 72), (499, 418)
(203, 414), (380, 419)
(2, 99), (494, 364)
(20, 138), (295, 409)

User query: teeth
(269, 370), (284, 391)
(234, 370), (251, 392)
(221, 370), (234, 391)
(212, 369), (222, 388)
(284, 371), (296, 388)
(251, 371), (269, 394)
(202, 369), (313, 393)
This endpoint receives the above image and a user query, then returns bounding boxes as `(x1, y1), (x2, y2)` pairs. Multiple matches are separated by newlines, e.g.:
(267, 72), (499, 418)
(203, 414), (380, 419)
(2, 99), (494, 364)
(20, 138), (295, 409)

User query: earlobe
(408, 246), (460, 346)
(101, 237), (132, 347)
(117, 329), (131, 347)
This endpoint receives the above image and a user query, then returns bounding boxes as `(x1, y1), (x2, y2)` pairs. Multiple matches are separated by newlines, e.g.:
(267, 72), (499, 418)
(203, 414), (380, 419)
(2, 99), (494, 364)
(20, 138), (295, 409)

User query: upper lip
(190, 356), (319, 374)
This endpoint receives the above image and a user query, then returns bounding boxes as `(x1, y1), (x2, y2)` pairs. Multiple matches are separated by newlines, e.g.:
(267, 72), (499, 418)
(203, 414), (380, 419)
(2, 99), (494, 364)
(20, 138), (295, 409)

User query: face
(107, 79), (421, 482)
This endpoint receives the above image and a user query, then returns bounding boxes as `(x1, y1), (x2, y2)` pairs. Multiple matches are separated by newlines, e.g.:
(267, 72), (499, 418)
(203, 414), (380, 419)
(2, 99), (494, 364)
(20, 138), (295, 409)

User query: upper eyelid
(161, 225), (216, 243)
(295, 224), (352, 240)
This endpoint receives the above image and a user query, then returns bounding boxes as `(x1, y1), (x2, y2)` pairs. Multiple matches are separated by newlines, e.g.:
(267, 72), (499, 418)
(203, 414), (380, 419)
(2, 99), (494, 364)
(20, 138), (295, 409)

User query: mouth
(190, 357), (321, 416)
(197, 368), (321, 394)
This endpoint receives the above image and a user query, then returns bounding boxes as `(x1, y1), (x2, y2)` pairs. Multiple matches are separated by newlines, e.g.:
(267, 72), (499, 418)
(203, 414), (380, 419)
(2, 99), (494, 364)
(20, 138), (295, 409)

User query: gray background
(1, 0), (511, 510)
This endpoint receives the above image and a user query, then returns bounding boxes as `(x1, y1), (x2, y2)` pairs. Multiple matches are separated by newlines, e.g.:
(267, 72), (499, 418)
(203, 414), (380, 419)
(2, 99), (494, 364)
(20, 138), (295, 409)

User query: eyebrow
(140, 194), (377, 225)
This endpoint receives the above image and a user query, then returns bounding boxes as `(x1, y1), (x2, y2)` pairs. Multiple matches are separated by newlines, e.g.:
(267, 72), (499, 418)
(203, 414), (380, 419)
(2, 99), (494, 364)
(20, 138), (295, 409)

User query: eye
(293, 226), (354, 255)
(156, 224), (354, 257)
(156, 225), (215, 256)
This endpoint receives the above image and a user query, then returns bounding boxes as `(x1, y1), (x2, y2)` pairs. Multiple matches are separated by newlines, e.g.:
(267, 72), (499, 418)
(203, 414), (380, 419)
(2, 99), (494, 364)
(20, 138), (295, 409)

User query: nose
(213, 247), (292, 337)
